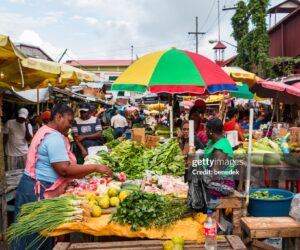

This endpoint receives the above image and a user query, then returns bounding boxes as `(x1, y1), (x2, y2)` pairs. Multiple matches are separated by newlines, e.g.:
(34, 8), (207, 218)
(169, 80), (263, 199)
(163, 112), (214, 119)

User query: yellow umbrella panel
(222, 66), (258, 88)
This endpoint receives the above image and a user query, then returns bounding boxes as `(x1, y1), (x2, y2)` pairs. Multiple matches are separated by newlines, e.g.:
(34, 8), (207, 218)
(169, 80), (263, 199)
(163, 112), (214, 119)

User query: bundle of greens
(105, 139), (121, 149)
(103, 128), (114, 142)
(143, 138), (185, 176)
(7, 196), (85, 250)
(110, 140), (145, 179)
(111, 191), (186, 231)
(84, 150), (120, 172)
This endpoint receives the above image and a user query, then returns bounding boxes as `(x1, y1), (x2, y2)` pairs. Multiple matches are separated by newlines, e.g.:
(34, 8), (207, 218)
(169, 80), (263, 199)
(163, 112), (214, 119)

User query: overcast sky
(0, 0), (284, 62)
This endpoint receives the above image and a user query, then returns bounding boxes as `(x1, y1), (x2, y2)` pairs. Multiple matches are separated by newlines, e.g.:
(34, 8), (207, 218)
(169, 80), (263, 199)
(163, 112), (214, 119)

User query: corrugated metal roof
(65, 60), (133, 67)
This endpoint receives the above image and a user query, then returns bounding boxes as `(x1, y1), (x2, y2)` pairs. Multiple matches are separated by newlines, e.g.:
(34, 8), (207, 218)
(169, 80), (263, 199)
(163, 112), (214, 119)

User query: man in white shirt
(3, 108), (33, 171)
(111, 110), (128, 139)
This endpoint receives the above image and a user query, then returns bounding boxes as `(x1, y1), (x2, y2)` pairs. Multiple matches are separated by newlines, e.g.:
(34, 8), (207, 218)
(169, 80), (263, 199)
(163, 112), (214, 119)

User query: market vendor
(13, 102), (113, 250)
(223, 107), (245, 141)
(177, 121), (204, 157)
(72, 103), (104, 163)
(202, 118), (236, 198)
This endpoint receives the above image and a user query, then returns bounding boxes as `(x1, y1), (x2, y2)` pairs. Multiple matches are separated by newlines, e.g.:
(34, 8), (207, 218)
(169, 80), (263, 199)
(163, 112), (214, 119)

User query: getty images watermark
(191, 159), (242, 177)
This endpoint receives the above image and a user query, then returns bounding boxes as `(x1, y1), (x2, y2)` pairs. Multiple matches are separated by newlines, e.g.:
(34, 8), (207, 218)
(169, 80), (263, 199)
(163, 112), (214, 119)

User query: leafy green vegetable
(110, 140), (145, 179)
(103, 128), (114, 142)
(250, 191), (284, 199)
(105, 140), (121, 149)
(111, 191), (186, 231)
(143, 138), (185, 176)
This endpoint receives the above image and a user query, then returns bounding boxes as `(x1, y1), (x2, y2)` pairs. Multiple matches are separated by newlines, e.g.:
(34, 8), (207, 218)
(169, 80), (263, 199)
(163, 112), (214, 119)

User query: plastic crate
(248, 188), (294, 217)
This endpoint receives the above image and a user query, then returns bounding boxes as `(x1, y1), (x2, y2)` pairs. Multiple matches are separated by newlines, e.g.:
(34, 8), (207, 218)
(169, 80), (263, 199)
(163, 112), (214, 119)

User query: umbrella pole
(18, 59), (25, 88)
(170, 94), (174, 138)
(245, 108), (254, 206)
(267, 97), (278, 135)
(37, 87), (40, 115)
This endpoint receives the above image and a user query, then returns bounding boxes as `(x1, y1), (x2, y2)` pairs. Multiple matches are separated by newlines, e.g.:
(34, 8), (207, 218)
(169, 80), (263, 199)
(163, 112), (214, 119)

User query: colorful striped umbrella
(112, 48), (237, 94)
(222, 66), (258, 87)
(230, 82), (254, 100)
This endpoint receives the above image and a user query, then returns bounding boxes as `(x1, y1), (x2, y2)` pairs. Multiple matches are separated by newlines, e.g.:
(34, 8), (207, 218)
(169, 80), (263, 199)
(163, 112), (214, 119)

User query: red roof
(269, 6), (300, 33)
(213, 41), (227, 49)
(218, 55), (237, 67)
(65, 60), (133, 67)
(268, 0), (300, 14)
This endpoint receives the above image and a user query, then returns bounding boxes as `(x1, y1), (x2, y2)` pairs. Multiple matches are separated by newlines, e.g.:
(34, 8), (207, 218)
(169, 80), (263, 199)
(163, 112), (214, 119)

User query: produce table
(0, 169), (23, 240)
(217, 191), (245, 237)
(53, 235), (247, 250)
(241, 216), (300, 250)
(44, 214), (206, 241)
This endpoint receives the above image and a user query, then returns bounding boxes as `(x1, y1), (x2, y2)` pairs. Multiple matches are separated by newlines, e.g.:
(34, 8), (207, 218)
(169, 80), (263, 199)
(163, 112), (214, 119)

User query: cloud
(85, 17), (98, 26)
(7, 0), (25, 3)
(17, 30), (78, 62)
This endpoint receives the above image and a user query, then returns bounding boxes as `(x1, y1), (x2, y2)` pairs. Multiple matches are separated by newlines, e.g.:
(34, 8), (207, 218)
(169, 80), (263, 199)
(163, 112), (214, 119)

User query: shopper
(3, 108), (33, 171)
(111, 110), (128, 139)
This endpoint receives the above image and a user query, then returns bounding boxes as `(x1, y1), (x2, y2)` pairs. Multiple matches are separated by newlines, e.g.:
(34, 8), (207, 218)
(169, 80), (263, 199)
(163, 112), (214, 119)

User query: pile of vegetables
(7, 196), (86, 250)
(155, 125), (170, 138)
(111, 191), (186, 231)
(105, 139), (121, 149)
(250, 190), (284, 200)
(103, 128), (114, 142)
(85, 139), (185, 179)
(110, 140), (145, 179)
(251, 137), (282, 165)
(84, 150), (120, 172)
(143, 138), (185, 176)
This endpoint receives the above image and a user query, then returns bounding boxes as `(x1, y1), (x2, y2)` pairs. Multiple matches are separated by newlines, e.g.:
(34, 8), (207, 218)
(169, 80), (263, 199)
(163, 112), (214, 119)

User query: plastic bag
(186, 166), (208, 212)
(289, 193), (300, 223)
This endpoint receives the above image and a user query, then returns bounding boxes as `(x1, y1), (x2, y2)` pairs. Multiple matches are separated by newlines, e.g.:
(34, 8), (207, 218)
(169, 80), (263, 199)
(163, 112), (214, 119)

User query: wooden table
(216, 190), (246, 237)
(53, 235), (247, 250)
(241, 216), (300, 250)
(0, 169), (23, 240)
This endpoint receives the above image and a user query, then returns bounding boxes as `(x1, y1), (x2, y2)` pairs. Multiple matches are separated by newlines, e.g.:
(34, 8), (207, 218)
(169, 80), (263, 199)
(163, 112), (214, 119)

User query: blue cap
(207, 209), (213, 214)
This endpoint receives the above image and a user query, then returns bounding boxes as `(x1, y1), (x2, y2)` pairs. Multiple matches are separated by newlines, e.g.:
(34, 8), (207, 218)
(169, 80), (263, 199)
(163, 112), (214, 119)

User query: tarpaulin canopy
(0, 34), (95, 90)
(112, 48), (237, 94)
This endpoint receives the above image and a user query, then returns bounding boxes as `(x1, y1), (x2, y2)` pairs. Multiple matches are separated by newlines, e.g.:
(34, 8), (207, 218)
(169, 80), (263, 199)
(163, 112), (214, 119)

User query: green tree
(248, 0), (271, 77)
(231, 0), (272, 77)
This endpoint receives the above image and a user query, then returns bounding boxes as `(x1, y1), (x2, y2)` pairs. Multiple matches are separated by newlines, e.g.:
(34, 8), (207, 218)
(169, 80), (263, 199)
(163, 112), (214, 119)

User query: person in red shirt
(189, 99), (208, 146)
(224, 107), (244, 141)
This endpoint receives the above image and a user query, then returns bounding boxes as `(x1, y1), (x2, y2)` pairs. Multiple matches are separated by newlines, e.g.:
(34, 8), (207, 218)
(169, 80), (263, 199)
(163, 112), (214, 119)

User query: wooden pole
(37, 87), (40, 115)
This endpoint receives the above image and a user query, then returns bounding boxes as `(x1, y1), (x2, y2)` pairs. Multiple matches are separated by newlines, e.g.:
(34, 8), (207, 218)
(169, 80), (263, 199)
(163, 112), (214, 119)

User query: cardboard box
(290, 127), (300, 143)
(132, 128), (145, 144)
(145, 135), (160, 148)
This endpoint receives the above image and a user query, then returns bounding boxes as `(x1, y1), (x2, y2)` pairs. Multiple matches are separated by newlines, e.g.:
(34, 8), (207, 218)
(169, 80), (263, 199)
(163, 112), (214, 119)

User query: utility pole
(218, 0), (221, 41)
(58, 49), (67, 62)
(131, 45), (134, 64)
(188, 16), (205, 54)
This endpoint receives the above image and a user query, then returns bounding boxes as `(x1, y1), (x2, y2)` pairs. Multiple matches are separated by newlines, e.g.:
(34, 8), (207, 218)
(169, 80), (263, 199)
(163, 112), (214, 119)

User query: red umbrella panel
(251, 80), (300, 104)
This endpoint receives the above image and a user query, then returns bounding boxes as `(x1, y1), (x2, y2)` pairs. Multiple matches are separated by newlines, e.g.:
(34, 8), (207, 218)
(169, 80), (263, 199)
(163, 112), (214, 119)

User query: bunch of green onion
(7, 196), (84, 250)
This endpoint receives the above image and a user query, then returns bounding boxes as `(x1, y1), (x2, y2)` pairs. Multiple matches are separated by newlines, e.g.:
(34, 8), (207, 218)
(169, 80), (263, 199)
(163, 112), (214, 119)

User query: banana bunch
(148, 103), (167, 111)
(289, 142), (300, 153)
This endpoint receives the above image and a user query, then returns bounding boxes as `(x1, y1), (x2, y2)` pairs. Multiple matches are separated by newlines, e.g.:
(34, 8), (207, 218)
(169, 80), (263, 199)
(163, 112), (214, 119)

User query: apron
(25, 125), (76, 199)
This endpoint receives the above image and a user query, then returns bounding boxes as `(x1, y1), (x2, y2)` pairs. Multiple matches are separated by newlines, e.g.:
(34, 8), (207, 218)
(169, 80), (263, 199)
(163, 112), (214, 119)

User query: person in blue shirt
(72, 103), (103, 163)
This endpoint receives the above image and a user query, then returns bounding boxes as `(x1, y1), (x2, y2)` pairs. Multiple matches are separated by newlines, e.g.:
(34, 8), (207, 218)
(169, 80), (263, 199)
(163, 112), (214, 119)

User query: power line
(199, 0), (216, 31)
